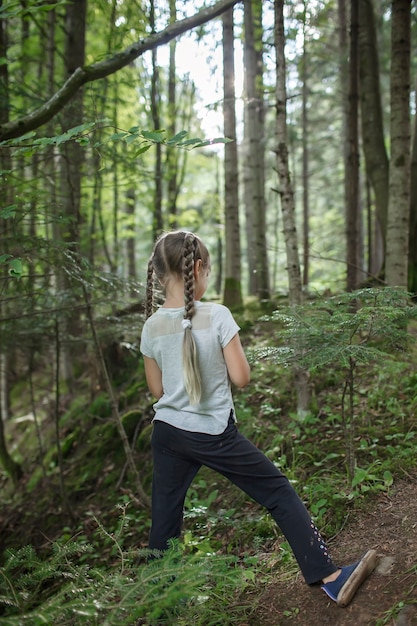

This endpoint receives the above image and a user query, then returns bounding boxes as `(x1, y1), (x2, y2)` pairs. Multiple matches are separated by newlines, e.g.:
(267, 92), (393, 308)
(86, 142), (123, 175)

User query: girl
(140, 230), (377, 607)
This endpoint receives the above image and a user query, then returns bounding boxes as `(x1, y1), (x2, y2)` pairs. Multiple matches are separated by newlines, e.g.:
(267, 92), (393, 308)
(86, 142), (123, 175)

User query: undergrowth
(0, 511), (260, 626)
(1, 287), (417, 623)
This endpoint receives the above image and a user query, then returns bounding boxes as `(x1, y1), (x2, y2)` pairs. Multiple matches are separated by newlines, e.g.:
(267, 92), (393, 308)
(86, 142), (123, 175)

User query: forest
(1, 0), (417, 624)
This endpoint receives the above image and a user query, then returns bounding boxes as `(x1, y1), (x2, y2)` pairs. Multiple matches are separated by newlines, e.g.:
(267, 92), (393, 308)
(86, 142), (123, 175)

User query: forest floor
(248, 473), (417, 626)
(1, 471), (416, 625)
(1, 312), (417, 625)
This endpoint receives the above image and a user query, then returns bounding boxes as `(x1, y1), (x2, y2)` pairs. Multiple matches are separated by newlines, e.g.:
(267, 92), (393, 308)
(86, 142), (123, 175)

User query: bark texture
(274, 0), (310, 417)
(243, 0), (268, 299)
(222, 7), (242, 309)
(408, 81), (417, 293)
(346, 0), (361, 291)
(358, 0), (388, 274)
(274, 1), (302, 306)
(385, 0), (411, 288)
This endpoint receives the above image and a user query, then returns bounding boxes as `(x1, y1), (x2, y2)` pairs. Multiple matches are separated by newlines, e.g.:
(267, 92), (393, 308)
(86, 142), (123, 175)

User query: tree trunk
(167, 0), (178, 225)
(408, 78), (417, 293)
(56, 0), (87, 386)
(385, 0), (411, 288)
(346, 0), (361, 291)
(274, 0), (310, 417)
(243, 0), (269, 299)
(222, 7), (243, 309)
(59, 0), (87, 248)
(150, 0), (163, 238)
(45, 7), (58, 257)
(0, 0), (11, 424)
(0, 2), (22, 483)
(358, 0), (388, 274)
(126, 187), (138, 297)
(301, 1), (310, 288)
(274, 1), (302, 307)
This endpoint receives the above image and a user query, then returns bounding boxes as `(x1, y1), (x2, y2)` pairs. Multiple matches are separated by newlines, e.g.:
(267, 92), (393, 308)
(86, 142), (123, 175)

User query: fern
(0, 526), (256, 625)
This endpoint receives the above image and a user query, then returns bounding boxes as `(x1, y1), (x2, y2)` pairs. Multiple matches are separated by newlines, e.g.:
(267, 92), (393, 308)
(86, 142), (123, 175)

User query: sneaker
(321, 549), (378, 607)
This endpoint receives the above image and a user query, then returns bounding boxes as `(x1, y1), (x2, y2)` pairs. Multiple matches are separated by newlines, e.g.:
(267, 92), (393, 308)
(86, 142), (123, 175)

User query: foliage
(257, 288), (416, 370)
(255, 287), (417, 479)
(374, 600), (417, 626)
(0, 512), (257, 626)
(2, 296), (417, 623)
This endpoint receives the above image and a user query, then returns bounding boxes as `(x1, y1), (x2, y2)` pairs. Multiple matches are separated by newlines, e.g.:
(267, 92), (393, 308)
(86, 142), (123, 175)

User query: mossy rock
(136, 422), (153, 451)
(122, 409), (143, 438)
(61, 426), (81, 458)
(118, 377), (147, 410)
(60, 396), (88, 427)
(89, 393), (112, 418)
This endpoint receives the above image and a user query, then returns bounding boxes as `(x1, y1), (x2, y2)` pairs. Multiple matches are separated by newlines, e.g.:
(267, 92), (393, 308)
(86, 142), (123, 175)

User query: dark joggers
(149, 415), (338, 585)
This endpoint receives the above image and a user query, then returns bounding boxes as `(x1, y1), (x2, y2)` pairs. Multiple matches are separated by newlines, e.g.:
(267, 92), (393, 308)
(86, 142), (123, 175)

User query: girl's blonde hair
(145, 231), (210, 406)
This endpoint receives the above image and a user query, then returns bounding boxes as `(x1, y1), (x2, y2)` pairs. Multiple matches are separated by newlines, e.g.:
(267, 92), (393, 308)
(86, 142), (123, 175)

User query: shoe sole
(337, 549), (378, 607)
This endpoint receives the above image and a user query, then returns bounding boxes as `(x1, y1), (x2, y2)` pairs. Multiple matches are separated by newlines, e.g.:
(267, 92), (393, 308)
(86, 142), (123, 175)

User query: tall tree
(274, 1), (302, 307)
(274, 0), (309, 416)
(149, 0), (163, 238)
(346, 0), (361, 291)
(301, 1), (310, 287)
(0, 0), (12, 425)
(0, 0), (22, 484)
(385, 0), (411, 287)
(167, 0), (178, 225)
(222, 6), (243, 308)
(56, 0), (87, 385)
(358, 0), (388, 276)
(409, 78), (417, 293)
(242, 0), (269, 299)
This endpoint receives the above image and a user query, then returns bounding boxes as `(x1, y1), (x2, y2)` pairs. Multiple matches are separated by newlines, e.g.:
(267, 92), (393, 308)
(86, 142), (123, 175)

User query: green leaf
(166, 130), (188, 145)
(178, 137), (203, 146)
(0, 1), (20, 18)
(108, 132), (128, 141)
(125, 133), (139, 144)
(140, 130), (165, 142)
(9, 258), (23, 278)
(0, 254), (12, 264)
(191, 137), (233, 148)
(76, 137), (90, 146)
(0, 204), (17, 219)
(133, 145), (152, 157)
(351, 467), (368, 487)
(383, 470), (394, 487)
(9, 130), (37, 144)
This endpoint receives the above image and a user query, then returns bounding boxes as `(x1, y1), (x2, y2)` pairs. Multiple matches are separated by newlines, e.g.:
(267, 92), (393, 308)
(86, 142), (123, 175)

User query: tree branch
(0, 0), (241, 142)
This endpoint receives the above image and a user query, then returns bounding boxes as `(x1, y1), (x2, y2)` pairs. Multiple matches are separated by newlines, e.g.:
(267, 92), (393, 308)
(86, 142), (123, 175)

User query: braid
(183, 233), (197, 321)
(182, 233), (202, 405)
(145, 230), (209, 406)
(145, 256), (155, 319)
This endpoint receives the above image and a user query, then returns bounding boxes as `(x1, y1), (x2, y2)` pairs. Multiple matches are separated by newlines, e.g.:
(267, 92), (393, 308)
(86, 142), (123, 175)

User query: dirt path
(250, 476), (417, 626)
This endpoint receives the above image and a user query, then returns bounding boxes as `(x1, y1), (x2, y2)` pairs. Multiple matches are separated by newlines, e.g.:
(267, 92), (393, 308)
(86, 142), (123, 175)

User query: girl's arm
(143, 356), (163, 399)
(223, 334), (251, 388)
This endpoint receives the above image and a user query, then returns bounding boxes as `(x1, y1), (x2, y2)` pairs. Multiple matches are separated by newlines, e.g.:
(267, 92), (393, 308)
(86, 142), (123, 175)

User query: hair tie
(182, 318), (192, 330)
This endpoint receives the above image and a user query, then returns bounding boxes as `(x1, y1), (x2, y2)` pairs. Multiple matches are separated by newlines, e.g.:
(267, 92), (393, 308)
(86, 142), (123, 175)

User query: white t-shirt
(140, 301), (240, 434)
